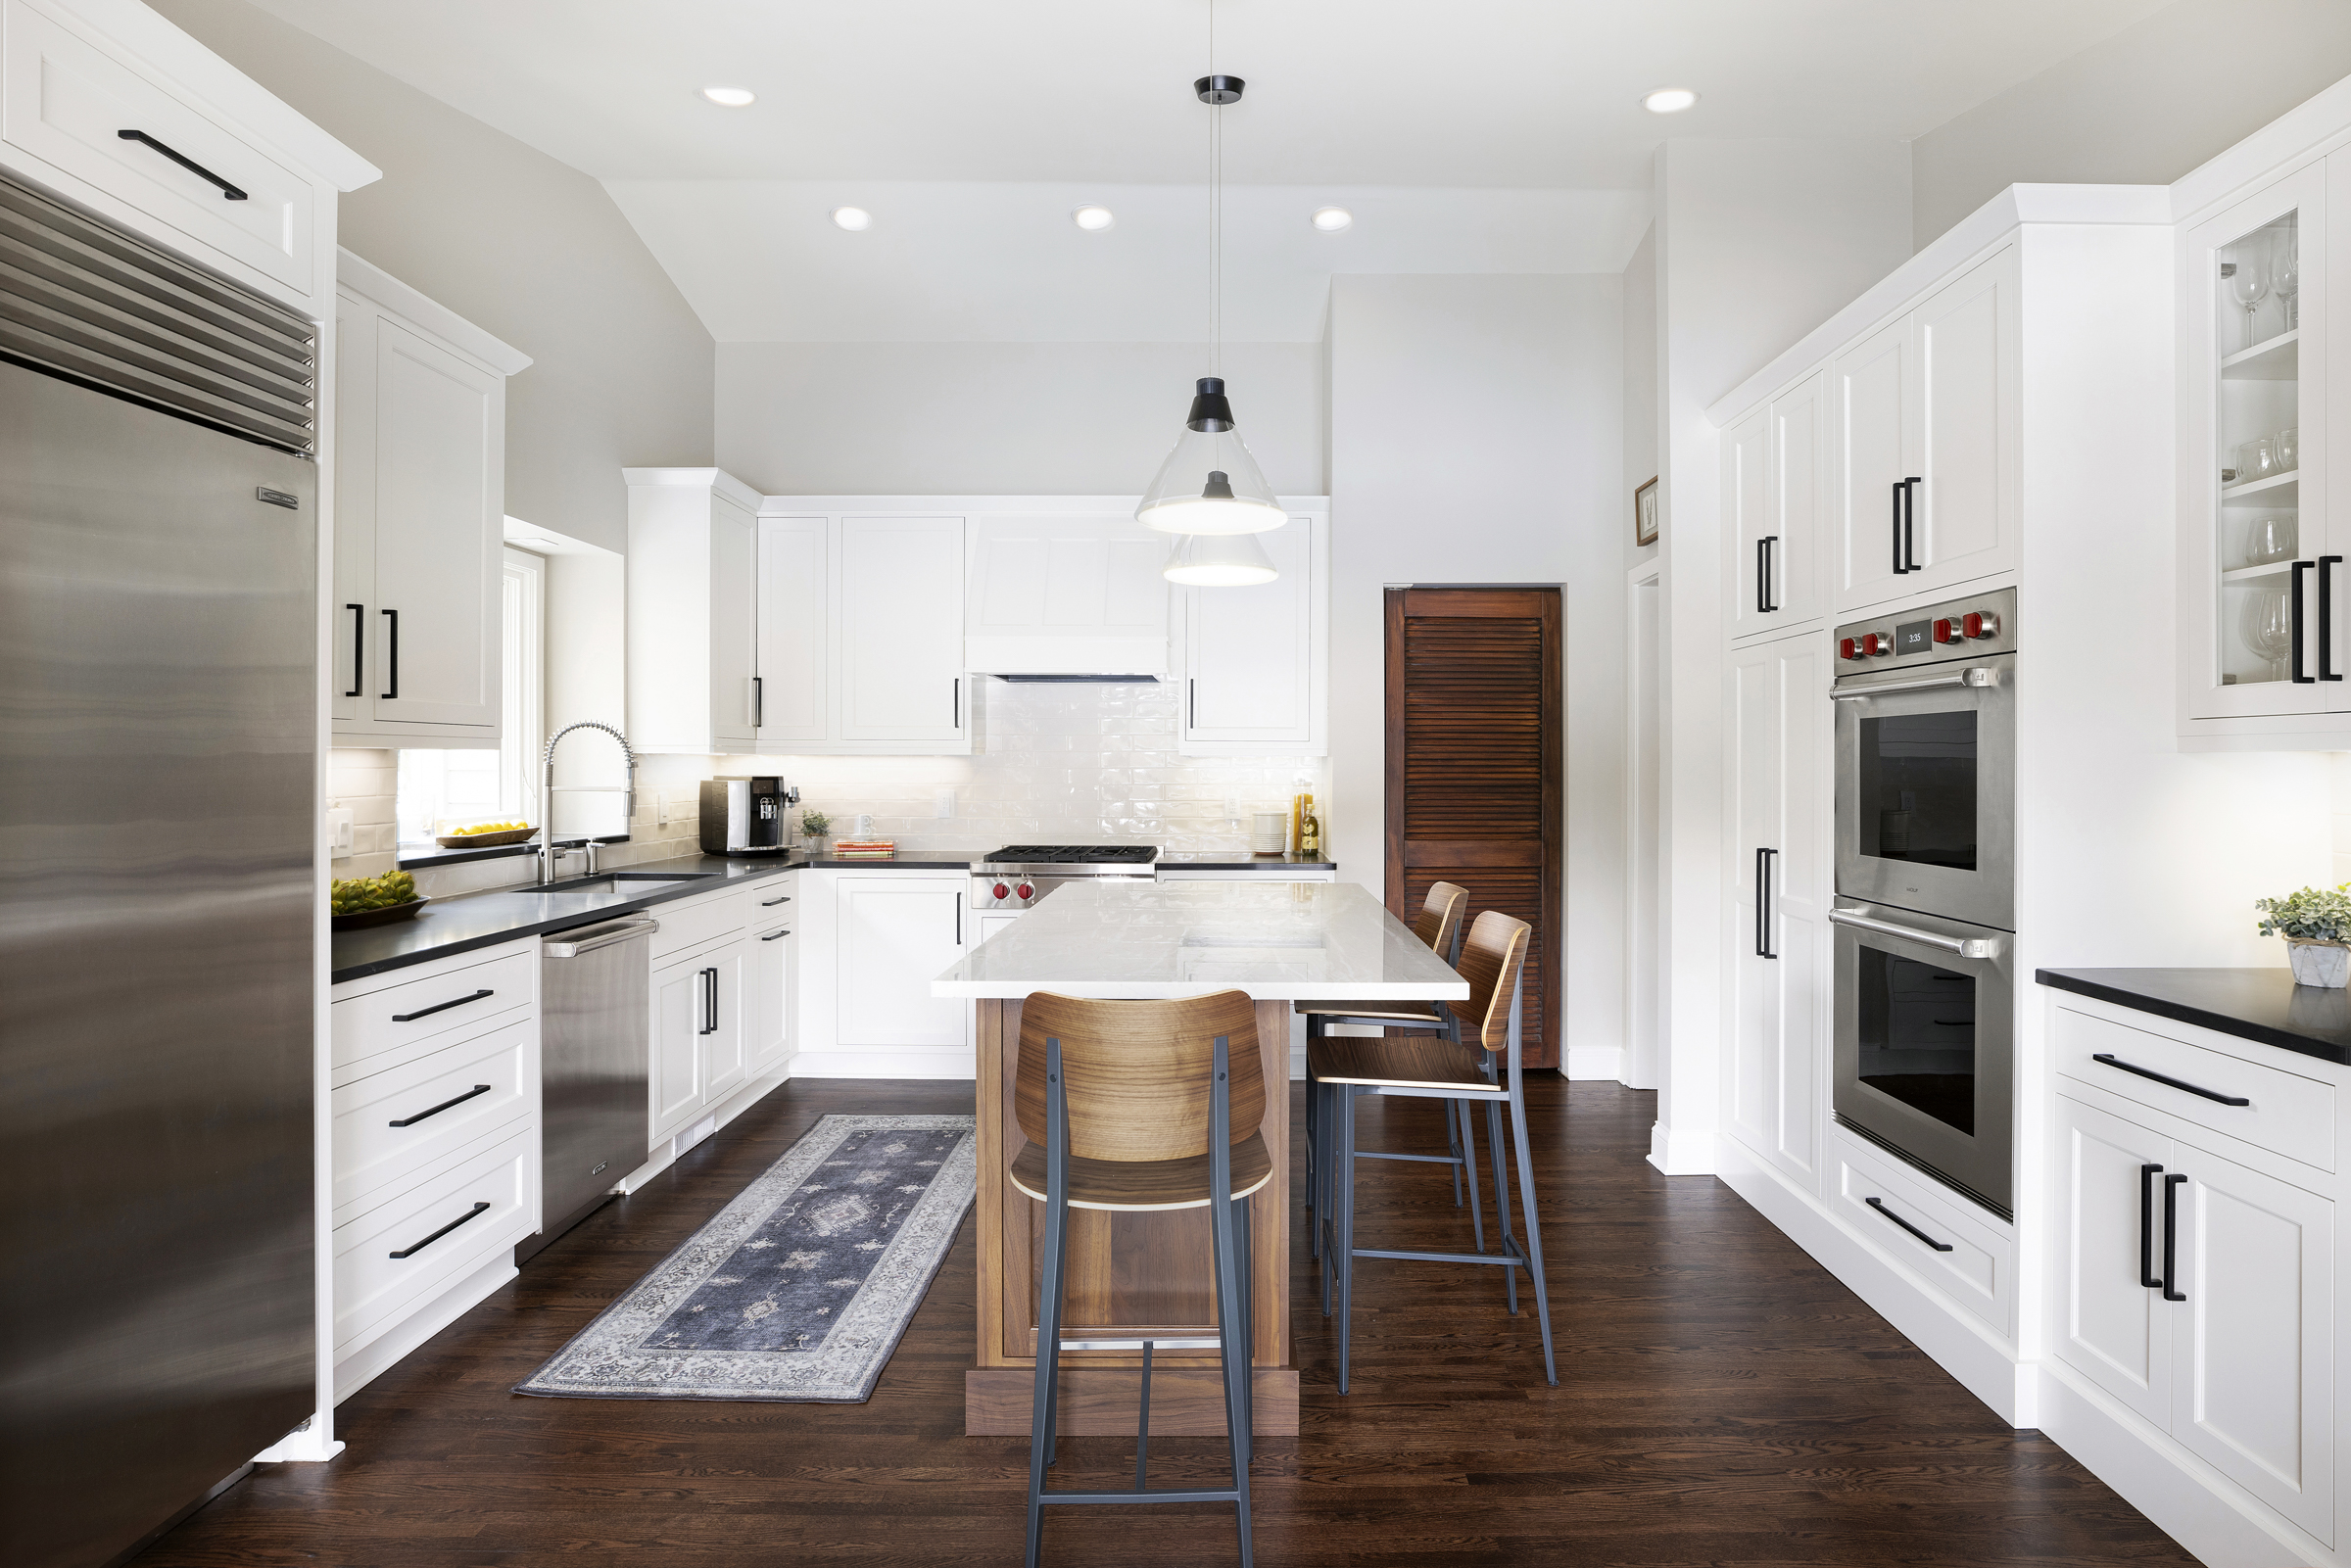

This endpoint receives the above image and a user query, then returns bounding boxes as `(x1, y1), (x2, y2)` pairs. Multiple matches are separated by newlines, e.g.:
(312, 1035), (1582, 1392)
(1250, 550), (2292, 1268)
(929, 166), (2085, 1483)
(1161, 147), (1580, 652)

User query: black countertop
(333, 849), (993, 986)
(2036, 967), (2351, 1068)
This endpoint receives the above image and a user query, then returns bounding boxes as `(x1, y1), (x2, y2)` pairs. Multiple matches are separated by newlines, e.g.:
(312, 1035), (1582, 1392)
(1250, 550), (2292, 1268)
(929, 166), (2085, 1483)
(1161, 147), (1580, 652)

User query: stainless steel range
(972, 844), (1159, 915)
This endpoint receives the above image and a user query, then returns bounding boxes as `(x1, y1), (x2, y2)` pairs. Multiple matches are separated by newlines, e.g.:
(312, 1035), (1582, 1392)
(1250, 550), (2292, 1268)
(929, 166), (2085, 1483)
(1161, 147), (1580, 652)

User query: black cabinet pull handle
(753, 675), (764, 728)
(389, 1201), (491, 1259)
(2091, 1052), (2250, 1106)
(2293, 561), (2315, 683)
(761, 894), (791, 907)
(1901, 478), (1922, 573)
(2323, 555), (2343, 682)
(1864, 1196), (1952, 1252)
(760, 928), (790, 941)
(1754, 847), (1777, 959)
(381, 607), (400, 699)
(117, 129), (248, 200)
(389, 1083), (493, 1128)
(955, 891), (964, 946)
(1891, 480), (1906, 576)
(345, 603), (363, 697)
(1761, 535), (1778, 612)
(1189, 677), (1197, 730)
(391, 987), (494, 1023)
(2162, 1173), (2186, 1301)
(2138, 1163), (2165, 1289)
(952, 677), (961, 729)
(698, 967), (718, 1035)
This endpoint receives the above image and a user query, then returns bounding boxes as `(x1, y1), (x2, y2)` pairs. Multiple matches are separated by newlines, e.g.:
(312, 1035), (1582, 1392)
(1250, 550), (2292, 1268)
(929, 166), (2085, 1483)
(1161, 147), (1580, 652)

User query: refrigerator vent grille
(0, 171), (315, 453)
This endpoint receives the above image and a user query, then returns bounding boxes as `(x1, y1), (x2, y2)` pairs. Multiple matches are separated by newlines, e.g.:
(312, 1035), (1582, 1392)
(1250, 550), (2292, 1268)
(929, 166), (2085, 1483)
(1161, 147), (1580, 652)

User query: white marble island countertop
(931, 879), (1466, 1001)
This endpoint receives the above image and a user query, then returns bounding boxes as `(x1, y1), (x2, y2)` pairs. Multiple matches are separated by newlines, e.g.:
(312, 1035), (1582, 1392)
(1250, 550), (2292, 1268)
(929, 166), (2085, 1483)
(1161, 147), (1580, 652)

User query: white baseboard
(786, 1047), (975, 1080)
(2035, 1363), (2319, 1568)
(1564, 1044), (1625, 1080)
(333, 1255), (516, 1405)
(1646, 1120), (1716, 1174)
(250, 1424), (343, 1464)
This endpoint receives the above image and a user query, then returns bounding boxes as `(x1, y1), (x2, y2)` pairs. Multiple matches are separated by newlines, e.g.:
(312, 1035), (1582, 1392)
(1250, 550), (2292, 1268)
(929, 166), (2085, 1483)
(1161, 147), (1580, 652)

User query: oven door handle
(1830, 667), (1998, 701)
(1829, 906), (2000, 959)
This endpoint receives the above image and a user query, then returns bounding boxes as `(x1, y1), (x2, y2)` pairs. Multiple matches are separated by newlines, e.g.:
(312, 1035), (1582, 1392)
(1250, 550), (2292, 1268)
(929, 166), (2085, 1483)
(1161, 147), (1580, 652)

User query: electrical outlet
(326, 806), (354, 859)
(935, 787), (956, 819)
(658, 797), (671, 827)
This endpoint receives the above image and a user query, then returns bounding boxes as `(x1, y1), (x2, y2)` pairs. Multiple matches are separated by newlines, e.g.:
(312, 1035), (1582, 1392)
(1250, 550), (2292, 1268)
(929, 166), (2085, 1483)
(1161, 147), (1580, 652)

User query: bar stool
(1297, 881), (1476, 1256)
(1310, 911), (1556, 1392)
(1011, 989), (1268, 1568)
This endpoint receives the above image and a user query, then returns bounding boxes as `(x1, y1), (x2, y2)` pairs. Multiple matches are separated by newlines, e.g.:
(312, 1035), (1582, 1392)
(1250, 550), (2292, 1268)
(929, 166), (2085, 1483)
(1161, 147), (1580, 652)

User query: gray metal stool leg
(1508, 1081), (1558, 1385)
(1457, 1098), (1485, 1251)
(1024, 1042), (1073, 1568)
(1335, 1083), (1358, 1394)
(1484, 1096), (1517, 1314)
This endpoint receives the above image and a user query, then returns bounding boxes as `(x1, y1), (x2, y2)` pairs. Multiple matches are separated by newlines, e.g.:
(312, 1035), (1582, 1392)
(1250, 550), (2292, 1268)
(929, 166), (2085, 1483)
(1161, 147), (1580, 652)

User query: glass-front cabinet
(2183, 161), (2334, 729)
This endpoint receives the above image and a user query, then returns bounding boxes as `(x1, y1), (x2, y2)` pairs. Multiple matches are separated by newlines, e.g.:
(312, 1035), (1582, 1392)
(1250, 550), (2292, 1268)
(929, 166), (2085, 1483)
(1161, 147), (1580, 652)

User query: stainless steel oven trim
(1835, 647), (2016, 931)
(1832, 901), (2014, 1217)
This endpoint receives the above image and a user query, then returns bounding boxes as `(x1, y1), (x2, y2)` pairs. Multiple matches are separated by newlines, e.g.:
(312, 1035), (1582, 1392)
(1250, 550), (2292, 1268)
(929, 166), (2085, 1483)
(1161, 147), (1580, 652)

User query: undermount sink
(549, 872), (720, 896)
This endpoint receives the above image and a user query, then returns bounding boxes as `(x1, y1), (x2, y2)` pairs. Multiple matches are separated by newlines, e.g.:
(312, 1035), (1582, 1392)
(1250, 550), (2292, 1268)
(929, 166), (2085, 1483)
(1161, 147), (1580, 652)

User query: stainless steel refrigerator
(0, 173), (320, 1567)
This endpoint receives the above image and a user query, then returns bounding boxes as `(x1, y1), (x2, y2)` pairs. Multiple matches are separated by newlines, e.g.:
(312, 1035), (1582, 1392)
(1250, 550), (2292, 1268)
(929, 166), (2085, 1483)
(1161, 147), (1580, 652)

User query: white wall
(715, 341), (1323, 497)
(1911, 0), (2351, 250)
(1620, 223), (1661, 1089)
(154, 0), (717, 555)
(1651, 137), (1912, 1171)
(1325, 273), (1623, 1069)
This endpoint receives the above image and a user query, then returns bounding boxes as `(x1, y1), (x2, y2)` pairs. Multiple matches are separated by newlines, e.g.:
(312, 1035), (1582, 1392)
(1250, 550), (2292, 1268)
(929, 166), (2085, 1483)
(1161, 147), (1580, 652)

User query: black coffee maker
(699, 776), (795, 855)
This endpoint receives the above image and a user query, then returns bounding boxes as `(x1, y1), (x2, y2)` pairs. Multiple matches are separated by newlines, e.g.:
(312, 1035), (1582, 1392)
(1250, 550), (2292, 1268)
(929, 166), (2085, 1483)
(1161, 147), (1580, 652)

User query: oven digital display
(1857, 710), (1978, 871)
(1854, 947), (1976, 1135)
(1894, 619), (1933, 655)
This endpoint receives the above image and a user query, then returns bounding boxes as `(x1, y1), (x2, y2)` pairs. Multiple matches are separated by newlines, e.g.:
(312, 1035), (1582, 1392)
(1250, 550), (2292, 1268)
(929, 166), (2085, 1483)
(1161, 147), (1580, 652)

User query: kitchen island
(932, 879), (1465, 1437)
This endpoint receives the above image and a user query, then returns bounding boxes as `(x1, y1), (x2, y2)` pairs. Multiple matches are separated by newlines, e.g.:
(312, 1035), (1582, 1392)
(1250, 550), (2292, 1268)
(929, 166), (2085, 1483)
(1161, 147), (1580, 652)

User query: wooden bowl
(331, 896), (431, 931)
(435, 827), (537, 849)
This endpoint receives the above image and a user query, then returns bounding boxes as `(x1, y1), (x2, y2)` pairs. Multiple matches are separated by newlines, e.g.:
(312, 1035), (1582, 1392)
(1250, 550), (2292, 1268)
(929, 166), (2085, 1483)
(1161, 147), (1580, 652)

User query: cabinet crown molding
(623, 467), (763, 513)
(338, 249), (531, 374)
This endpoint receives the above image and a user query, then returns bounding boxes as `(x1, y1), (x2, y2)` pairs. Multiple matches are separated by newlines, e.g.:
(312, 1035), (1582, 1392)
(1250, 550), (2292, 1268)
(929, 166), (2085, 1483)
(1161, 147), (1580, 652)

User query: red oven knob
(992, 882), (1009, 900)
(1962, 610), (1999, 640)
(1017, 882), (1034, 900)
(1862, 632), (1895, 656)
(1933, 617), (1959, 644)
(1839, 636), (1860, 661)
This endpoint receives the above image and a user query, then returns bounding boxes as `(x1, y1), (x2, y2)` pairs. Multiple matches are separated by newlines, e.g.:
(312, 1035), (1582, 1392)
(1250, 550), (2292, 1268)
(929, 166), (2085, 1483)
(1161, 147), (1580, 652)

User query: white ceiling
(246, 0), (2177, 341)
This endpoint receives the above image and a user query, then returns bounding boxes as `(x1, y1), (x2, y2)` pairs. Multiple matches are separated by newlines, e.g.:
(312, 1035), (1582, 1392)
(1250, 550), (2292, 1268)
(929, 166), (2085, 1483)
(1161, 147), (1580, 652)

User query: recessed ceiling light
(701, 85), (756, 108)
(1310, 206), (1353, 232)
(831, 207), (872, 231)
(1073, 205), (1115, 231)
(1642, 87), (1699, 114)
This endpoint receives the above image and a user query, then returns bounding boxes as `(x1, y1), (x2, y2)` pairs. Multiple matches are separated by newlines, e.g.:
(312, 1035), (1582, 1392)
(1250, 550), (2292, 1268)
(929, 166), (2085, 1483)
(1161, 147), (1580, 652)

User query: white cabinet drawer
(1831, 1130), (2014, 1337)
(332, 1126), (532, 1354)
(332, 948), (534, 1075)
(648, 888), (747, 960)
(1, 0), (318, 299)
(332, 1016), (531, 1218)
(2054, 1007), (2334, 1172)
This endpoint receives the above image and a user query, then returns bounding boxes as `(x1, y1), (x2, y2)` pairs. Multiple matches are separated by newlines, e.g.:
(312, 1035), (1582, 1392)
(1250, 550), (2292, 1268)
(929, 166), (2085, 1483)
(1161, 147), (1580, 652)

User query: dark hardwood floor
(142, 1077), (2192, 1567)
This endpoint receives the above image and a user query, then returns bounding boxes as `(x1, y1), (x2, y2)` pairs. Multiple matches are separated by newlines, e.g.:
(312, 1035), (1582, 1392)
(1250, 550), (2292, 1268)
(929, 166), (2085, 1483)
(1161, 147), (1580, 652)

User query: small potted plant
(2255, 881), (2351, 987)
(799, 809), (832, 846)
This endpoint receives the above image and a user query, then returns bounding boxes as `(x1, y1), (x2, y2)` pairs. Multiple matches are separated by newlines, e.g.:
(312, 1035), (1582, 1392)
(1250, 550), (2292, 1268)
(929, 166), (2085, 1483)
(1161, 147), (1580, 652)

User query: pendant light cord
(1208, 0), (1220, 380)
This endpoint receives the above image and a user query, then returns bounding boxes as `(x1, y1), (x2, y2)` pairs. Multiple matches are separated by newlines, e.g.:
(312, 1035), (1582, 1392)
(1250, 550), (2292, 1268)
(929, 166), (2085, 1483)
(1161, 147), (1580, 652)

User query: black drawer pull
(388, 1201), (490, 1259)
(391, 987), (494, 1023)
(1864, 1196), (1953, 1252)
(117, 129), (248, 200)
(388, 1083), (492, 1128)
(760, 928), (790, 942)
(2091, 1053), (2250, 1106)
(761, 895), (791, 907)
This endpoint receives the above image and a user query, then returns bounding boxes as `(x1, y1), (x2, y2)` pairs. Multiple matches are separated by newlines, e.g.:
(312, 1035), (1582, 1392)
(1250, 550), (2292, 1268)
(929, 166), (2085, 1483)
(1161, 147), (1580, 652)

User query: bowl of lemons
(435, 820), (537, 849)
(330, 870), (429, 930)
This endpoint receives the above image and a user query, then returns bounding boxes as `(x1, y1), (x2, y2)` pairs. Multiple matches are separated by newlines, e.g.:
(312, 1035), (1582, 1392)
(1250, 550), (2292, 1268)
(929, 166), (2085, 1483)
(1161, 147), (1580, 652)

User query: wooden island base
(967, 996), (1297, 1437)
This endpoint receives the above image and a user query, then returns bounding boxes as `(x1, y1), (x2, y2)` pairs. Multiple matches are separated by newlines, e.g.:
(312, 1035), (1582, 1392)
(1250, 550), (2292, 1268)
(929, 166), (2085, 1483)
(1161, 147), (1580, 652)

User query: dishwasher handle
(544, 917), (660, 958)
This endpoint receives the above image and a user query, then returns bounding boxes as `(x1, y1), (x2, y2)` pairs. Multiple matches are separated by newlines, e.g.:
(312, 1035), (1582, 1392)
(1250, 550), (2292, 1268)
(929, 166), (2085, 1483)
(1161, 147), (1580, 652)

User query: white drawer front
(333, 1017), (531, 1219)
(332, 948), (535, 1075)
(333, 1126), (532, 1354)
(648, 889), (747, 960)
(2, 0), (317, 297)
(1831, 1133), (2014, 1337)
(2055, 1007), (2334, 1172)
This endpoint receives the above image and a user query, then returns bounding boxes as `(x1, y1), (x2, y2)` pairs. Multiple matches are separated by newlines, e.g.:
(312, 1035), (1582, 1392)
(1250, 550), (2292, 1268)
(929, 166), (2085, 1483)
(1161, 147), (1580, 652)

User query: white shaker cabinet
(839, 517), (968, 743)
(332, 252), (529, 746)
(1725, 629), (1827, 1189)
(626, 468), (761, 755)
(1178, 511), (1327, 754)
(1730, 372), (1829, 641)
(835, 875), (969, 1051)
(650, 937), (746, 1146)
(755, 515), (831, 745)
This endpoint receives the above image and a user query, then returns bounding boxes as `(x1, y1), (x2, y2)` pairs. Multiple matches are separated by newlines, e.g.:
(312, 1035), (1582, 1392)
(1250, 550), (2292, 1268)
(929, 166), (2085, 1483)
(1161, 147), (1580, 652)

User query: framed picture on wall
(1634, 476), (1659, 547)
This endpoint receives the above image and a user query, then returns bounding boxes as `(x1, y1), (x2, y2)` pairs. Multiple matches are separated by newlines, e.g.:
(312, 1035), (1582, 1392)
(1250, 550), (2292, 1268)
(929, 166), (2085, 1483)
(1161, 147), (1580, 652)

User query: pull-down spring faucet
(540, 721), (636, 885)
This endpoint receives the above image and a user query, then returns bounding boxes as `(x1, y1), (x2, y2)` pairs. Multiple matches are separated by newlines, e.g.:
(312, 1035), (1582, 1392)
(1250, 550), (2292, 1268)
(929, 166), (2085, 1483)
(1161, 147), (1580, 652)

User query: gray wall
(714, 341), (1324, 497)
(1325, 273), (1624, 1071)
(1621, 224), (1658, 575)
(1913, 0), (2351, 249)
(152, 0), (715, 555)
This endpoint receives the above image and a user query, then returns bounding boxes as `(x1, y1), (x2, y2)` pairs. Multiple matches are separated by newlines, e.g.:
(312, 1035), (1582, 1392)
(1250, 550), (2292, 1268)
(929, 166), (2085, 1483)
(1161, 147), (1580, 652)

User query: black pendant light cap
(1186, 376), (1234, 432)
(1195, 74), (1245, 105)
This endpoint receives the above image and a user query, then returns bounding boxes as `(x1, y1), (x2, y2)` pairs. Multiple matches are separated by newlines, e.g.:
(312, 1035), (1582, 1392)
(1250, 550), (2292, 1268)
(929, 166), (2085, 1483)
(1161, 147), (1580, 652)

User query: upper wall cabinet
(1178, 510), (1327, 755)
(1730, 369), (1829, 641)
(965, 514), (1169, 677)
(333, 253), (529, 747)
(627, 468), (760, 755)
(0, 0), (377, 319)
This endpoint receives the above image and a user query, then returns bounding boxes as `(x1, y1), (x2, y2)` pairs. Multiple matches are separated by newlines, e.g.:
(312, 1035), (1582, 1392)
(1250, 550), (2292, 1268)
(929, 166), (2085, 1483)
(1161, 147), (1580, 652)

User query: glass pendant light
(1163, 529), (1277, 587)
(1145, 6), (1284, 551)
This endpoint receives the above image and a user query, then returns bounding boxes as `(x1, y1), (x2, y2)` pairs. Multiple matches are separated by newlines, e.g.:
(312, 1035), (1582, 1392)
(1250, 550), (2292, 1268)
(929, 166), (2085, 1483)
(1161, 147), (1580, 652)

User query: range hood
(965, 515), (1173, 679)
(965, 635), (1168, 681)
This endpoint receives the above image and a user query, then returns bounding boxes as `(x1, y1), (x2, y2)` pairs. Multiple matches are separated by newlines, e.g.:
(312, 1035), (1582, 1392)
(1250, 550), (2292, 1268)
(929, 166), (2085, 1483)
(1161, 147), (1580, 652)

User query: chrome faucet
(540, 721), (636, 886)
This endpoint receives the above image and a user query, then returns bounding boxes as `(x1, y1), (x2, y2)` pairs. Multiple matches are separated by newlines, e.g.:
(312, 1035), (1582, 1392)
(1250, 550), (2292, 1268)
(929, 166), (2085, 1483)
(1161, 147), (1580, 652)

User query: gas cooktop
(983, 844), (1158, 864)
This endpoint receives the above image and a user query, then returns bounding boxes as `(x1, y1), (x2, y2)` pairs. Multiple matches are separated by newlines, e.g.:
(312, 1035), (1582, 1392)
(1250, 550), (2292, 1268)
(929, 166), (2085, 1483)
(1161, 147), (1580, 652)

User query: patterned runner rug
(514, 1114), (976, 1402)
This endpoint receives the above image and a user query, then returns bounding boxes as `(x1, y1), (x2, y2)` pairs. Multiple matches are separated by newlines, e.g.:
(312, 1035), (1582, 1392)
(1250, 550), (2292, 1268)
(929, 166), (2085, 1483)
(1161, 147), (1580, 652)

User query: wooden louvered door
(1385, 588), (1563, 1068)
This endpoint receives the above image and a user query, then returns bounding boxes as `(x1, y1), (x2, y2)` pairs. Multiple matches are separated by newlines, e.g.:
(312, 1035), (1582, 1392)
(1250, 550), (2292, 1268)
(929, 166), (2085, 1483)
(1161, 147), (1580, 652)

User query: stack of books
(831, 838), (896, 859)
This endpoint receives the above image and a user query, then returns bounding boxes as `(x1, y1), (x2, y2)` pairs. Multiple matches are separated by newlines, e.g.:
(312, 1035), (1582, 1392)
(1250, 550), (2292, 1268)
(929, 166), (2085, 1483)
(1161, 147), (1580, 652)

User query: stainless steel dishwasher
(518, 915), (658, 1264)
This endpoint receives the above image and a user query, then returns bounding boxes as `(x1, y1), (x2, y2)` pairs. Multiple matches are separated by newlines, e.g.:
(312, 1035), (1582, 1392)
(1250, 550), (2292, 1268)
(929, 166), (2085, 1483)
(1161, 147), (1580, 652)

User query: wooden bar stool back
(1012, 989), (1268, 1568)
(1309, 910), (1557, 1392)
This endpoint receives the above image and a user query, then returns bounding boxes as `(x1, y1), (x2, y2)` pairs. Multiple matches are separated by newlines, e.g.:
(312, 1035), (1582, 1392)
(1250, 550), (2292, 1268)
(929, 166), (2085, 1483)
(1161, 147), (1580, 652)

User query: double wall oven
(1830, 588), (2017, 1217)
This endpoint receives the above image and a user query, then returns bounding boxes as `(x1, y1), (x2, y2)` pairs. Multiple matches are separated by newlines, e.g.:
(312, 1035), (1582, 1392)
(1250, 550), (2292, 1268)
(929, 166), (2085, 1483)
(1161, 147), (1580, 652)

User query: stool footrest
(1356, 1150), (1462, 1165)
(1055, 1336), (1222, 1351)
(1037, 1488), (1246, 1506)
(1353, 1246), (1525, 1267)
